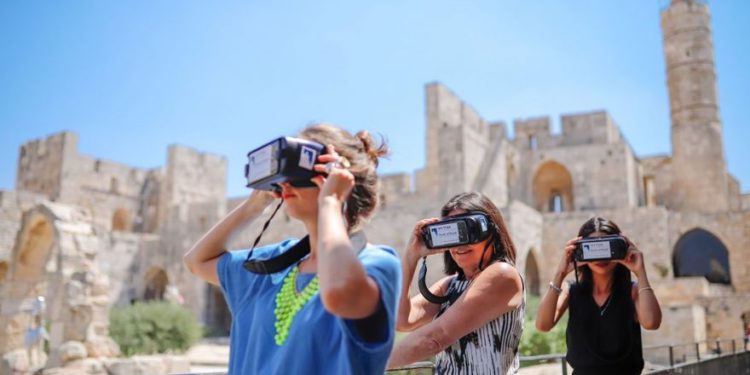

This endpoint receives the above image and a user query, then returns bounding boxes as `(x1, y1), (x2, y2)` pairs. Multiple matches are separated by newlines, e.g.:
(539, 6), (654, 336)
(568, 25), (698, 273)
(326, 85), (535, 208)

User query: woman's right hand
(554, 237), (581, 281)
(405, 218), (440, 263)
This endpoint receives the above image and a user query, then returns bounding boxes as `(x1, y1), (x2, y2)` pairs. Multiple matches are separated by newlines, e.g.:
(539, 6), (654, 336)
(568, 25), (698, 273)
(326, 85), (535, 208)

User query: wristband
(549, 281), (563, 294)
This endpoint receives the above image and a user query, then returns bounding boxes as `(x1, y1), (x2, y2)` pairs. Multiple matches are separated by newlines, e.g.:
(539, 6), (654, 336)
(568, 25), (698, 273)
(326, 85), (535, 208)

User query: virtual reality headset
(574, 235), (628, 262)
(245, 137), (326, 191)
(421, 212), (492, 250)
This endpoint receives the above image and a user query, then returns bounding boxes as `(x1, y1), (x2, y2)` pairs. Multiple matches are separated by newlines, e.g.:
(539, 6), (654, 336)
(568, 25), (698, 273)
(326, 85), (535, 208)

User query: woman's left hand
(312, 145), (355, 203)
(616, 235), (646, 276)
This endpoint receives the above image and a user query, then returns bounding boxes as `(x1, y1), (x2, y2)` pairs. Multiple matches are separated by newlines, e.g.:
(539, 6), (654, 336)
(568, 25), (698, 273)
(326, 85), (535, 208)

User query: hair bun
(355, 131), (389, 166)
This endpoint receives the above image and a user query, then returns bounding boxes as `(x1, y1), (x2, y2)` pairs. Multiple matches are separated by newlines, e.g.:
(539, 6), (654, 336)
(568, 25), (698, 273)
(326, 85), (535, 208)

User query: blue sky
(1, 1), (748, 198)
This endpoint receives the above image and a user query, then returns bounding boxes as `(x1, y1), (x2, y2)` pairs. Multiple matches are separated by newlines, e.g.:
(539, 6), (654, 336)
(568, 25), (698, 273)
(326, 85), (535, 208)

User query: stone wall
(640, 155), (673, 208)
(15, 132), (72, 200)
(0, 191), (47, 262)
(559, 111), (622, 147)
(667, 210), (750, 293)
(0, 203), (119, 373)
(642, 304), (706, 350)
(57, 145), (152, 231)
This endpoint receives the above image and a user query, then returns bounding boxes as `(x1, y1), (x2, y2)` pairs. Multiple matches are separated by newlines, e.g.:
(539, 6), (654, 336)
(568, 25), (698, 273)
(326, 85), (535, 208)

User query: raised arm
(619, 236), (662, 330)
(396, 219), (451, 332)
(183, 190), (276, 286)
(312, 148), (382, 319)
(387, 262), (523, 369)
(536, 237), (578, 332)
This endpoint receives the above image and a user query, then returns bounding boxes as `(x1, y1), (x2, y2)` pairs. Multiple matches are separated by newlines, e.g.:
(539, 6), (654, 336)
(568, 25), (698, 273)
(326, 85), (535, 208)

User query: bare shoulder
(474, 262), (522, 290)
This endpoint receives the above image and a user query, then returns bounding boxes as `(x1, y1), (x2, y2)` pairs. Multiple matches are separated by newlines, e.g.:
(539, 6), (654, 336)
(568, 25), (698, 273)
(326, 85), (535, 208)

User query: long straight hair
(441, 192), (517, 278)
(576, 216), (631, 296)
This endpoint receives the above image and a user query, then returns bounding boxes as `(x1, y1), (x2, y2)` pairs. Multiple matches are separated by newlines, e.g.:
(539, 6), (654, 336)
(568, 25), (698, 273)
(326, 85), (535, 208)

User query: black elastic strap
(418, 257), (451, 304)
(476, 237), (494, 272)
(243, 199), (312, 274)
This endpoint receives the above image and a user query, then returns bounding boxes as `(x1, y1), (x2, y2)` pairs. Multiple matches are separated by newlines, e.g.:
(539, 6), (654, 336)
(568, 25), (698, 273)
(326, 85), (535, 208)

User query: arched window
(112, 208), (130, 231)
(110, 177), (119, 193)
(673, 228), (731, 284)
(0, 261), (8, 283)
(15, 214), (54, 281)
(205, 284), (232, 336)
(524, 250), (541, 296)
(549, 191), (563, 213)
(143, 267), (169, 301)
(533, 161), (574, 212)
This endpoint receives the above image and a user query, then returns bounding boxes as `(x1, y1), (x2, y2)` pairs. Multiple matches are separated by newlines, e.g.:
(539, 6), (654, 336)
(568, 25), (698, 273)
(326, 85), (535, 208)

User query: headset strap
(242, 203), (368, 274)
(419, 257), (452, 304)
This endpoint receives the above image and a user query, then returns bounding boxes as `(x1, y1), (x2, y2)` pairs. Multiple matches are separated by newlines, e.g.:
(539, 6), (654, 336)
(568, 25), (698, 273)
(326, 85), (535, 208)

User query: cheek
(293, 189), (320, 205)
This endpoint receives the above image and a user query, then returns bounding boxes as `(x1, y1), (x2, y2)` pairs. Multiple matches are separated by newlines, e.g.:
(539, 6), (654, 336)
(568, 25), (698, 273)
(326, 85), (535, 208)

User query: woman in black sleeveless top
(535, 217), (662, 375)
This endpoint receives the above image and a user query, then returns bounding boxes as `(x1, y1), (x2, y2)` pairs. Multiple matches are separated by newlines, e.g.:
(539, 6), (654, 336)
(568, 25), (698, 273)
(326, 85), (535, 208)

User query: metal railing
(520, 353), (568, 374)
(641, 337), (747, 369)
(176, 338), (748, 375)
(386, 361), (434, 374)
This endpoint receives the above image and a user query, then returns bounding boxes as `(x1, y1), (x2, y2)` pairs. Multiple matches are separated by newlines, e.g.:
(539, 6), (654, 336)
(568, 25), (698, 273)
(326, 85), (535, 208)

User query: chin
(283, 205), (311, 222)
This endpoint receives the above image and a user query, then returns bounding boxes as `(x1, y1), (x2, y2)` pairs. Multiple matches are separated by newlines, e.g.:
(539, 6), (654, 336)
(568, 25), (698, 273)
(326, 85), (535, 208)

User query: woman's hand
(312, 145), (355, 204)
(616, 235), (646, 276)
(405, 218), (440, 263)
(554, 237), (580, 283)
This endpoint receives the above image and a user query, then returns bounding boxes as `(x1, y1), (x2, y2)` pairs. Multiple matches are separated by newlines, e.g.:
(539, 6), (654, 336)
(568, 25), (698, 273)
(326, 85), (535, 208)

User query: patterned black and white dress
(434, 271), (525, 375)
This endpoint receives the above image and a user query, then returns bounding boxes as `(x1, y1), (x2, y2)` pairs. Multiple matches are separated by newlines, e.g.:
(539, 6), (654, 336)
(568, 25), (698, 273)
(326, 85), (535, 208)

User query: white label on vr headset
(429, 223), (461, 247)
(248, 143), (275, 183)
(299, 145), (317, 170)
(581, 241), (611, 260)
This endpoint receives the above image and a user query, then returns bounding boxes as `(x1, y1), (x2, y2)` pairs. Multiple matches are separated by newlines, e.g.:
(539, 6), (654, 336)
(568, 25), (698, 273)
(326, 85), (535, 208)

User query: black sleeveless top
(565, 283), (643, 375)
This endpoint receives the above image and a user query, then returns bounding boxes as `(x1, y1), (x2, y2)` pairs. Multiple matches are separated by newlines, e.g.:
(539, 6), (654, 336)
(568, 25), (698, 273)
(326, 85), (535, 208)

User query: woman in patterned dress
(387, 192), (525, 375)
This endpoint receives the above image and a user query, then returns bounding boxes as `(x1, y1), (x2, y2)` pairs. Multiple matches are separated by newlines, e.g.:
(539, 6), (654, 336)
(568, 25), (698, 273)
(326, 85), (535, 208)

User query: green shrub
(109, 301), (202, 357)
(519, 294), (568, 366)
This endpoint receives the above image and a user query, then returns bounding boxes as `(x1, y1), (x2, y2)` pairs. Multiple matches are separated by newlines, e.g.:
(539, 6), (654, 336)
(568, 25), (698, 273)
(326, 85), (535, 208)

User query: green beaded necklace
(274, 265), (319, 345)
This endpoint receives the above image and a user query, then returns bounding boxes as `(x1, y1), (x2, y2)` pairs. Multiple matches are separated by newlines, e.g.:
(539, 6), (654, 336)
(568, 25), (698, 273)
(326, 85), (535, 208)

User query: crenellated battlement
(511, 110), (622, 150)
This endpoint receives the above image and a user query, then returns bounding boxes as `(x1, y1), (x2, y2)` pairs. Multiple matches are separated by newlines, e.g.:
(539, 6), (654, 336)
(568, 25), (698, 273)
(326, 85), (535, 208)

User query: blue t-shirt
(217, 238), (402, 375)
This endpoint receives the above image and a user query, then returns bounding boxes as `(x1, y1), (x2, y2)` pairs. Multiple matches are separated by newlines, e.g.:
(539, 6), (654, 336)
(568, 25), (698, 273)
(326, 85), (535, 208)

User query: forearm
(396, 255), (420, 331)
(387, 328), (444, 369)
(184, 199), (266, 268)
(536, 272), (564, 331)
(316, 197), (375, 317)
(634, 271), (662, 329)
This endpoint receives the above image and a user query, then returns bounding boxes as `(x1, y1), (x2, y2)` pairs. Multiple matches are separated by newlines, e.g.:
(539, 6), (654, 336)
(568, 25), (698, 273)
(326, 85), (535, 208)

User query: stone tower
(661, 0), (728, 212)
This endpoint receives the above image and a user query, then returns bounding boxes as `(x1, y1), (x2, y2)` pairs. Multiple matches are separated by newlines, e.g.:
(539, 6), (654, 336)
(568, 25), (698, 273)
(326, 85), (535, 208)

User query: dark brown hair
(299, 124), (388, 230)
(576, 216), (631, 295)
(440, 192), (517, 277)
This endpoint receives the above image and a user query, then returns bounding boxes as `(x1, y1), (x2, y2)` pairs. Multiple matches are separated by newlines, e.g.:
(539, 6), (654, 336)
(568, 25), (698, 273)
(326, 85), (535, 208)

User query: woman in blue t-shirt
(535, 217), (662, 375)
(183, 124), (401, 375)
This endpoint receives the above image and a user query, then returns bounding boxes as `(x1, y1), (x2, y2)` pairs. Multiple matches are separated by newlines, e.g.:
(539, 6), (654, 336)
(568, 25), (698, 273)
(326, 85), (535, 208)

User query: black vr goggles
(241, 136), (365, 275)
(421, 213), (492, 250)
(574, 235), (628, 262)
(418, 212), (496, 304)
(245, 136), (326, 192)
(571, 235), (629, 284)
